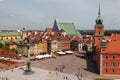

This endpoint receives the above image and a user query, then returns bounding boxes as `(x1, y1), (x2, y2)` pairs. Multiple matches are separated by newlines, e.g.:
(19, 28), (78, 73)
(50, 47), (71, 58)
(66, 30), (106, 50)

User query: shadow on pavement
(84, 53), (99, 74)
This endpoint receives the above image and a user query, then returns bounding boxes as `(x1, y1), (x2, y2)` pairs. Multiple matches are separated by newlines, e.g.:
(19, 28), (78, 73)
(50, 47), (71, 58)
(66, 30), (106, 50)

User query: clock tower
(94, 6), (104, 37)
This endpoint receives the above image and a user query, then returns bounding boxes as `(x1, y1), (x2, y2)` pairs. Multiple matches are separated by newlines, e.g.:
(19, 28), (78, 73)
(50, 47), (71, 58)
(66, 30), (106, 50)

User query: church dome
(96, 15), (103, 24)
(95, 5), (103, 24)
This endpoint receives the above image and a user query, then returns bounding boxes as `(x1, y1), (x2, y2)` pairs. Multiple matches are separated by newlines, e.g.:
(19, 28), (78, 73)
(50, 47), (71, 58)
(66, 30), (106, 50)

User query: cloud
(0, 0), (120, 30)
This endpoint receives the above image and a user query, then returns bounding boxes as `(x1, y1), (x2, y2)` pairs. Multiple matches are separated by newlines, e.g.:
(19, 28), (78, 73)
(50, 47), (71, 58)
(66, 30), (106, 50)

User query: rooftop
(58, 23), (77, 36)
(102, 41), (120, 54)
(0, 32), (21, 37)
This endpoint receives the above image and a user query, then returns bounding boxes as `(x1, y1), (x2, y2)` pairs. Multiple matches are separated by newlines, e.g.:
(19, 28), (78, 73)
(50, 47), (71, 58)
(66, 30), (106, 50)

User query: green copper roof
(22, 27), (26, 32)
(58, 23), (77, 36)
(101, 39), (106, 42)
(0, 32), (21, 37)
(96, 5), (103, 25)
(76, 30), (82, 38)
(101, 38), (107, 47)
(96, 15), (103, 22)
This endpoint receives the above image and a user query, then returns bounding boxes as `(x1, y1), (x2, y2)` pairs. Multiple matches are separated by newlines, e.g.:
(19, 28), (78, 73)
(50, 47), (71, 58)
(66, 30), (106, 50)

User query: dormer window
(101, 38), (107, 47)
(101, 42), (106, 46)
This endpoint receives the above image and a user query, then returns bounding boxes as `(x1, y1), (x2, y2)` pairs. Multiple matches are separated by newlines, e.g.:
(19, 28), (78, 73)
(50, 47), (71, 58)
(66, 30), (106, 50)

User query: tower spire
(94, 3), (104, 37)
(96, 3), (103, 24)
(98, 3), (101, 15)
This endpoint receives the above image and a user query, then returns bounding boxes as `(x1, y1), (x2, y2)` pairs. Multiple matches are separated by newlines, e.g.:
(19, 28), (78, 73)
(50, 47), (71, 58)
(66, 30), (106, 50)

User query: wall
(102, 54), (120, 75)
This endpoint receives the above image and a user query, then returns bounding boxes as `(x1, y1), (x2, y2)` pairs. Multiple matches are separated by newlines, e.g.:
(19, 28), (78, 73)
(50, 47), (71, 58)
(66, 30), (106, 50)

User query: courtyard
(31, 54), (99, 78)
(31, 53), (120, 79)
(0, 53), (98, 80)
(0, 53), (120, 80)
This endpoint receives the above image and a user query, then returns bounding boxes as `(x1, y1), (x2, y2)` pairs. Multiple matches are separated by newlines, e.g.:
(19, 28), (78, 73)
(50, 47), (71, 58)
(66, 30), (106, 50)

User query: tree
(0, 42), (10, 50)
(82, 44), (88, 51)
(0, 43), (4, 48)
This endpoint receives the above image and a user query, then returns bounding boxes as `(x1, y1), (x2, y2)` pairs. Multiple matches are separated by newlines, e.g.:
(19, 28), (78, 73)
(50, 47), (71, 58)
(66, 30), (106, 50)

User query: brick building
(93, 7), (120, 75)
(47, 32), (70, 53)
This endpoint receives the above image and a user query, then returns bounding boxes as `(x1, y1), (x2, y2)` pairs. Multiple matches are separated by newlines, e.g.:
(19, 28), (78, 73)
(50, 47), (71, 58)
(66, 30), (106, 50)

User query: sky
(0, 0), (120, 30)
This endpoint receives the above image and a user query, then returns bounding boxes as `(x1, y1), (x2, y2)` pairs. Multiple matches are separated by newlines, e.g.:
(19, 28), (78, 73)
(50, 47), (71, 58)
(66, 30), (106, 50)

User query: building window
(112, 62), (115, 67)
(112, 55), (115, 59)
(6, 37), (8, 39)
(16, 37), (17, 39)
(98, 31), (100, 35)
(112, 69), (115, 73)
(11, 37), (13, 40)
(105, 62), (108, 68)
(106, 69), (108, 72)
(101, 42), (106, 47)
(105, 55), (108, 59)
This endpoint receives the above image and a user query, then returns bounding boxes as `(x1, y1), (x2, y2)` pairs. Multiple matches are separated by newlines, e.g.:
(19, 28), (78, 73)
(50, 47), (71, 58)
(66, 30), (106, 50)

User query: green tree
(0, 42), (10, 50)
(82, 44), (88, 51)
(4, 46), (10, 50)
(0, 43), (4, 48)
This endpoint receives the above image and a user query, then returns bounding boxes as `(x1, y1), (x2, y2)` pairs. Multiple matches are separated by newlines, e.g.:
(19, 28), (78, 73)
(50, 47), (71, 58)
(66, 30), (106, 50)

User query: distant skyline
(0, 0), (120, 30)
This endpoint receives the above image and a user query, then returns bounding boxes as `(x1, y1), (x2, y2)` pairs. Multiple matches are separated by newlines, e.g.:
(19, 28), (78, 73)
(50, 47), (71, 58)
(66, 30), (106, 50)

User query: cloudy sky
(0, 0), (120, 30)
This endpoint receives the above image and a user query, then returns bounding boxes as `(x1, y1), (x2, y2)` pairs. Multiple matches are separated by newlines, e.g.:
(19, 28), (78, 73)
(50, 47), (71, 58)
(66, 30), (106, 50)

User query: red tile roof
(111, 34), (120, 41)
(0, 49), (19, 58)
(101, 41), (120, 54)
(105, 36), (111, 40)
(71, 36), (81, 41)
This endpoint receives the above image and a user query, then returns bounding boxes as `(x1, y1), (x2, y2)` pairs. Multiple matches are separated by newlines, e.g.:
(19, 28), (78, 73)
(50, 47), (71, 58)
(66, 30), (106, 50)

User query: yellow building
(36, 41), (48, 55)
(0, 29), (27, 50)
(17, 44), (35, 57)
(16, 41), (48, 56)
(0, 32), (22, 42)
(0, 29), (27, 42)
(5, 41), (18, 50)
(6, 44), (17, 50)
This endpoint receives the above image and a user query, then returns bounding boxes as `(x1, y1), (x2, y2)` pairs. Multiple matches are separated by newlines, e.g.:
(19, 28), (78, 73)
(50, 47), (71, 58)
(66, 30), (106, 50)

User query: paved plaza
(31, 54), (120, 80)
(0, 54), (120, 80)
(0, 66), (80, 80)
(32, 54), (99, 78)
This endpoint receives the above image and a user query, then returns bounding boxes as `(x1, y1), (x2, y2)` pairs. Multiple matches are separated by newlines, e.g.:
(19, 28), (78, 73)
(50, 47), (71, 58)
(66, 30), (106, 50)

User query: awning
(57, 52), (66, 55)
(65, 51), (74, 54)
(35, 54), (52, 59)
